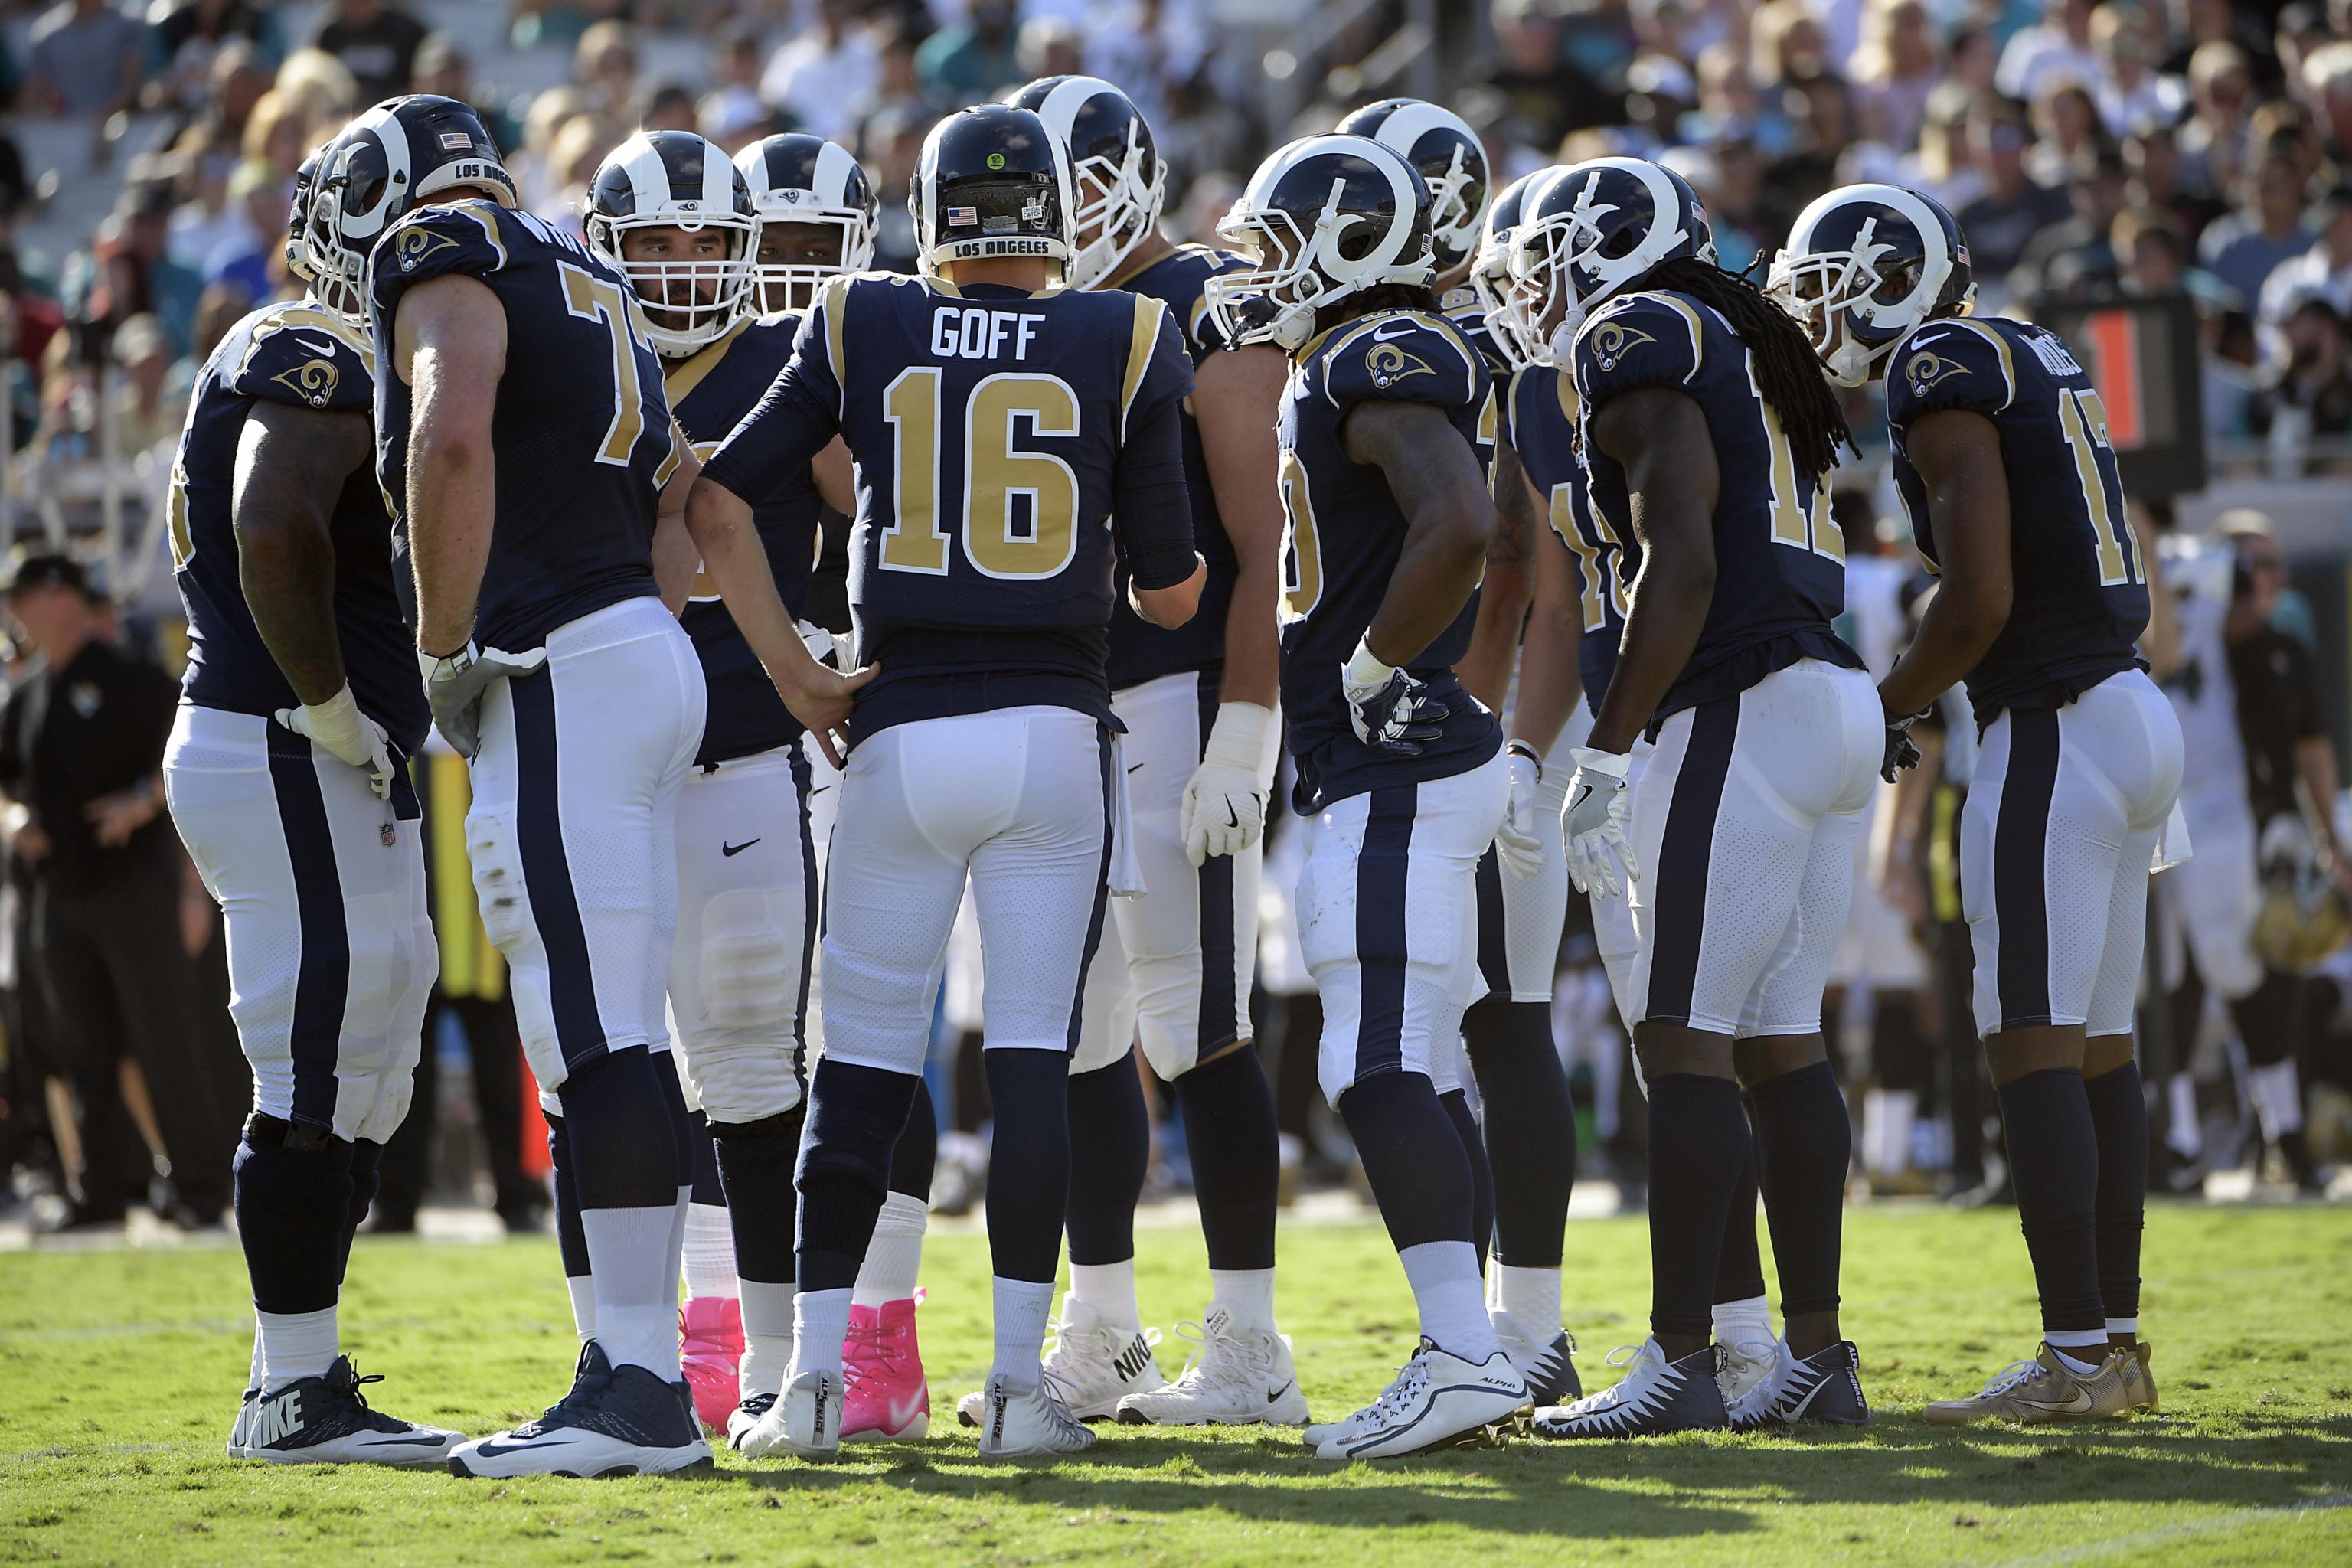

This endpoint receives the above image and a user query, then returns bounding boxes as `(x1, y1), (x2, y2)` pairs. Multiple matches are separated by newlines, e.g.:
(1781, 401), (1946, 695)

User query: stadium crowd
(0, 0), (2346, 1239)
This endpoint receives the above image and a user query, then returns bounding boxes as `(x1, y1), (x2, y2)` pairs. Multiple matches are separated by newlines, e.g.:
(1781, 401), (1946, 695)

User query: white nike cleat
(956, 1295), (1163, 1426)
(1114, 1306), (1311, 1426)
(236, 1358), (466, 1468)
(1308, 1338), (1530, 1460)
(1529, 1339), (1728, 1439)
(1716, 1335), (1779, 1409)
(736, 1369), (844, 1459)
(971, 1374), (1099, 1458)
(1491, 1309), (1581, 1406)
(724, 1390), (775, 1452)
(446, 1343), (709, 1478)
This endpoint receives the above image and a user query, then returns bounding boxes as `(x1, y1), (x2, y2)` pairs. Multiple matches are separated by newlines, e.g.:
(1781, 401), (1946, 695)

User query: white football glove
(1562, 745), (1638, 898)
(1181, 700), (1273, 867)
(1341, 636), (1447, 757)
(1494, 745), (1544, 878)
(419, 642), (548, 761)
(275, 684), (394, 799)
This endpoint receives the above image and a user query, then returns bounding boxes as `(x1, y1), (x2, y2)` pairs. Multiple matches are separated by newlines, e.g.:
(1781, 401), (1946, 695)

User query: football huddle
(166, 70), (2178, 1478)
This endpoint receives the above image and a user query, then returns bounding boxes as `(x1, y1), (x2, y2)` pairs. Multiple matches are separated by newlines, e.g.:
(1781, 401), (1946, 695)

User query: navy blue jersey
(1101, 243), (1244, 692)
(172, 301), (430, 753)
(1573, 289), (1860, 729)
(1442, 286), (1507, 475)
(1277, 308), (1499, 810)
(1885, 314), (2149, 725)
(665, 314), (818, 766)
(371, 200), (674, 652)
(700, 273), (1197, 740)
(1508, 364), (1628, 717)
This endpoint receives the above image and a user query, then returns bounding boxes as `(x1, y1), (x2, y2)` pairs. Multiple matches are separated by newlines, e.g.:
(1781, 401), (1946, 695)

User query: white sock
(565, 1275), (597, 1343)
(2105, 1318), (2138, 1338)
(2249, 1059), (2305, 1138)
(247, 1324), (264, 1392)
(682, 1202), (739, 1302)
(257, 1306), (338, 1390)
(991, 1276), (1056, 1391)
(1864, 1088), (1916, 1178)
(1399, 1240), (1497, 1359)
(583, 1202), (685, 1378)
(853, 1191), (928, 1307)
(739, 1279), (795, 1398)
(2166, 1073), (2202, 1158)
(789, 1288), (852, 1382)
(1209, 1267), (1276, 1330)
(1494, 1263), (1561, 1335)
(662, 1187), (691, 1312)
(2045, 1330), (2107, 1372)
(1713, 1293), (1774, 1351)
(1067, 1258), (1139, 1328)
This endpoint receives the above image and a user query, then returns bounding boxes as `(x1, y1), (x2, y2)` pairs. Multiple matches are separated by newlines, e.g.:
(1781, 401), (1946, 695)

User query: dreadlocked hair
(1315, 282), (1441, 337)
(1645, 257), (1856, 481)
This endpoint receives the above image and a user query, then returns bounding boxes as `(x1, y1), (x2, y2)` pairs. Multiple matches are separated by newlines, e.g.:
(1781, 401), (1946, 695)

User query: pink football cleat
(679, 1296), (744, 1432)
(841, 1294), (930, 1441)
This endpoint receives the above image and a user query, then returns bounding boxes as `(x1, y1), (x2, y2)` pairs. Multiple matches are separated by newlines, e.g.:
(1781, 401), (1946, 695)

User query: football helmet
(1470, 168), (1549, 372)
(1335, 98), (1491, 280)
(307, 95), (516, 328)
(1006, 75), (1165, 289)
(1768, 183), (1976, 387)
(1205, 133), (1434, 353)
(1509, 156), (1713, 367)
(734, 132), (877, 314)
(285, 143), (327, 288)
(2256, 814), (2351, 971)
(910, 103), (1075, 280)
(585, 129), (757, 358)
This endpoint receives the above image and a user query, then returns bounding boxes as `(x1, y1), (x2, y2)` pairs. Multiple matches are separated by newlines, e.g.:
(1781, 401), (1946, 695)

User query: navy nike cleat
(236, 1357), (466, 1467)
(447, 1341), (714, 1478)
(1726, 1339), (1870, 1429)
(1529, 1339), (1729, 1439)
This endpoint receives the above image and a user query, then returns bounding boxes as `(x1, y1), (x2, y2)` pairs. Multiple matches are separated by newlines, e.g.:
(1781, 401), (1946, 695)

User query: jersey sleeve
(1570, 292), (1707, 413)
(1884, 319), (2018, 429)
(1112, 296), (1199, 592)
(699, 278), (847, 505)
(368, 201), (514, 322)
(226, 309), (374, 413)
(1321, 313), (1485, 414)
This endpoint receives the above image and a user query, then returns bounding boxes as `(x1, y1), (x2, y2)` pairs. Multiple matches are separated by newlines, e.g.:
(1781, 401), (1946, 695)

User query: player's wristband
(1344, 635), (1396, 691)
(1504, 737), (1544, 780)
(1201, 701), (1274, 775)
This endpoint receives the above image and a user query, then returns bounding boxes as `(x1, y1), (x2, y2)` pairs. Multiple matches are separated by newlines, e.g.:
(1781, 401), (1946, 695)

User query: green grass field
(3, 1204), (2349, 1567)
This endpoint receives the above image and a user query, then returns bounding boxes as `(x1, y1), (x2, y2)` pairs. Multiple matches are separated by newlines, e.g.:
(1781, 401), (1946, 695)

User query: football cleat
(235, 1358), (465, 1467)
(447, 1342), (711, 1478)
(227, 1386), (258, 1456)
(1491, 1309), (1581, 1406)
(1307, 1338), (1530, 1460)
(736, 1368), (844, 1460)
(842, 1297), (931, 1441)
(2114, 1343), (2159, 1415)
(1725, 1339), (1870, 1429)
(678, 1296), (744, 1432)
(972, 1374), (1099, 1457)
(1919, 1344), (2135, 1426)
(1530, 1340), (1729, 1439)
(1114, 1306), (1311, 1426)
(1716, 1336), (1779, 1409)
(724, 1390), (775, 1452)
(958, 1295), (1163, 1426)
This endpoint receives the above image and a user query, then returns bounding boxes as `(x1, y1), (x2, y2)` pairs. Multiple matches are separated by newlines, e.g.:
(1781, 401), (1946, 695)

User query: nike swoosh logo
(1128, 763), (1145, 774)
(2019, 1388), (2096, 1414)
(885, 1391), (925, 1431)
(722, 839), (760, 857)
(1568, 786), (1592, 813)
(365, 1434), (452, 1446)
(468, 1436), (574, 1459)
(292, 335), (340, 358)
(1268, 1379), (1294, 1403)
(1225, 800), (1240, 828)
(1369, 321), (1422, 342)
(809, 785), (831, 795)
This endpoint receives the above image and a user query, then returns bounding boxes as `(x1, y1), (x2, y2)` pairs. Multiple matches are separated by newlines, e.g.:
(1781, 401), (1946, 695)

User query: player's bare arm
(1191, 341), (1286, 707)
(395, 270), (507, 657)
(652, 423), (701, 613)
(2128, 497), (2180, 678)
(1342, 399), (1495, 663)
(231, 400), (371, 704)
(1877, 408), (2012, 722)
(1586, 387), (1718, 755)
(811, 436), (854, 519)
(1509, 462), (1585, 755)
(1455, 438), (1534, 708)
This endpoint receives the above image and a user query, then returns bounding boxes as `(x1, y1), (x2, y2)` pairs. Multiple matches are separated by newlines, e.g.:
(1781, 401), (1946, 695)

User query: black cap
(0, 551), (89, 598)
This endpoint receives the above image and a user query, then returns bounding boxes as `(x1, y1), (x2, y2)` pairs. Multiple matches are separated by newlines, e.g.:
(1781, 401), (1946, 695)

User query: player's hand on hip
(1341, 637), (1446, 759)
(419, 642), (547, 762)
(275, 684), (395, 799)
(1562, 745), (1637, 898)
(1880, 711), (1925, 784)
(778, 660), (879, 770)
(1495, 743), (1544, 878)
(1181, 701), (1274, 866)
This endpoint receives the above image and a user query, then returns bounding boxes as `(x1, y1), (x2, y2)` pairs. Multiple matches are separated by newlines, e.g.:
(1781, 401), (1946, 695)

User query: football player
(162, 134), (462, 1467)
(690, 103), (1204, 1459)
(1517, 158), (1877, 1438)
(1207, 133), (1532, 1459)
(1002, 74), (1297, 1428)
(1772, 183), (2180, 1423)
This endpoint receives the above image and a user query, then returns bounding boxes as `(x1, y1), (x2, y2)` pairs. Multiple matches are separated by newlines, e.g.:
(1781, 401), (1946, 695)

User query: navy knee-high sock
(1747, 1061), (1850, 1318)
(1340, 1071), (1475, 1252)
(1462, 997), (1575, 1269)
(560, 1049), (685, 1214)
(547, 1112), (591, 1287)
(797, 1057), (921, 1293)
(686, 1109), (727, 1207)
(1174, 1045), (1279, 1272)
(1065, 1048), (1148, 1266)
(2084, 1060), (2147, 1327)
(234, 1135), (355, 1315)
(1646, 1073), (1749, 1341)
(889, 1076), (938, 1201)
(1997, 1067), (2105, 1339)
(1440, 1086), (1494, 1272)
(341, 1138), (383, 1282)
(1714, 1140), (1766, 1305)
(712, 1106), (802, 1287)
(984, 1050), (1070, 1283)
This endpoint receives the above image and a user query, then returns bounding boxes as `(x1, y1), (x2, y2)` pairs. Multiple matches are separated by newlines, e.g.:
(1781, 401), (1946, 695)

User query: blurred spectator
(916, 0), (1025, 105)
(764, 0), (877, 145)
(1486, 0), (1613, 147)
(1768, 70), (1858, 210)
(1995, 0), (2099, 104)
(643, 82), (697, 136)
(1900, 81), (1985, 211)
(853, 18), (936, 157)
(240, 87), (318, 183)
(2259, 188), (2352, 326)
(412, 33), (519, 155)
(568, 18), (642, 153)
(2178, 39), (2253, 196)
(307, 0), (427, 108)
(2020, 145), (2128, 296)
(2025, 77), (2105, 188)
(267, 45), (358, 131)
(2305, 43), (2352, 165)
(165, 145), (241, 272)
(2199, 141), (2318, 310)
(2127, 119), (2227, 243)
(1086, 0), (1211, 127)
(73, 186), (200, 358)
(508, 0), (629, 55)
(198, 158), (283, 312)
(1852, 0), (1940, 155)
(861, 102), (929, 273)
(103, 312), (177, 457)
(149, 12), (275, 121)
(1958, 105), (2071, 288)
(1018, 17), (1085, 84)
(22, 0), (145, 119)
(2114, 204), (2189, 294)
(699, 24), (769, 151)
(2090, 2), (2184, 139)
(2248, 293), (2352, 443)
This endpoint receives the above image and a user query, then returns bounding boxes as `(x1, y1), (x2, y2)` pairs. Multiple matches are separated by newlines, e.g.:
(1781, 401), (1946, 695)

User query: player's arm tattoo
(1485, 439), (1534, 569)
(1586, 387), (1717, 755)
(231, 400), (373, 704)
(1343, 398), (1495, 667)
(1877, 407), (2012, 722)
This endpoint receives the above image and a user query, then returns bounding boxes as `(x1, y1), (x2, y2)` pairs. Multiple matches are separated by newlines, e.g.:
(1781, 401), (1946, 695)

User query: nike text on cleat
(1726, 1339), (1869, 1430)
(841, 1297), (931, 1441)
(974, 1374), (1099, 1457)
(1310, 1338), (1531, 1460)
(446, 1341), (712, 1477)
(1491, 1310), (1581, 1406)
(960, 1295), (1163, 1425)
(237, 1357), (466, 1468)
(725, 1391), (776, 1452)
(679, 1295), (744, 1432)
(1919, 1343), (2135, 1426)
(736, 1368), (842, 1459)
(1529, 1340), (1730, 1439)
(1114, 1306), (1312, 1426)
(227, 1386), (258, 1457)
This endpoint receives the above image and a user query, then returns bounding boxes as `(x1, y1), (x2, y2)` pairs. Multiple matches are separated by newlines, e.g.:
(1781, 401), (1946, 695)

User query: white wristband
(1345, 635), (1395, 689)
(299, 684), (368, 754)
(1201, 700), (1274, 773)
(1569, 744), (1633, 782)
